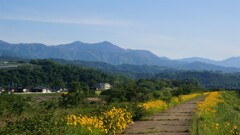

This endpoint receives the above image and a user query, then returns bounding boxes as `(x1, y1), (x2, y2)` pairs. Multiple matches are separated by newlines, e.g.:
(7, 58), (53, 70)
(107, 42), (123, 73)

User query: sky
(0, 0), (239, 60)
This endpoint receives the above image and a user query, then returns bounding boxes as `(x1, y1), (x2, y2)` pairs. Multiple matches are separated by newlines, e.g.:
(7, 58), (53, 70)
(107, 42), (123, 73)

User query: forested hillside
(154, 71), (240, 89)
(0, 59), (116, 89)
(1, 59), (240, 90)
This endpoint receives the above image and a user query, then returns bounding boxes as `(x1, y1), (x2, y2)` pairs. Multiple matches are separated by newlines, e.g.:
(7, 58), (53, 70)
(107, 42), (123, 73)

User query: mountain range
(179, 57), (240, 68)
(0, 40), (240, 72)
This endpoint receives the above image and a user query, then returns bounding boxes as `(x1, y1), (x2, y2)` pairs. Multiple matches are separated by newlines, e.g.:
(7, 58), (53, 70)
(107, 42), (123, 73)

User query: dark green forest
(0, 59), (240, 90)
(52, 59), (240, 89)
(0, 59), (115, 89)
(154, 71), (240, 89)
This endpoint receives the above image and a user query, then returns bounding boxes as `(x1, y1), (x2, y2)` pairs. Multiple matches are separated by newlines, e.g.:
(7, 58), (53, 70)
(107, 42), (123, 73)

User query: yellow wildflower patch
(197, 92), (223, 118)
(66, 107), (133, 134)
(142, 100), (168, 111)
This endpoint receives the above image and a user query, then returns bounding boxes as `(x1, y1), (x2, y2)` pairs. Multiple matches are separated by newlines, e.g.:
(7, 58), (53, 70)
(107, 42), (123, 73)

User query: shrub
(0, 113), (60, 135)
(0, 93), (31, 115)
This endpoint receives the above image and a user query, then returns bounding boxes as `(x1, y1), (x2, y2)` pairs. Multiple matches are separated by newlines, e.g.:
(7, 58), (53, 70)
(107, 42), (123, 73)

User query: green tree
(69, 81), (81, 93)
(51, 79), (66, 90)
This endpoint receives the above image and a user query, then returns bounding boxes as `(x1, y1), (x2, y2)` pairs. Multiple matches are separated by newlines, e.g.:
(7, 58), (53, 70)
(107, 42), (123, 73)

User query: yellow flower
(66, 107), (134, 134)
(196, 92), (224, 118)
(141, 100), (168, 111)
(226, 122), (230, 126)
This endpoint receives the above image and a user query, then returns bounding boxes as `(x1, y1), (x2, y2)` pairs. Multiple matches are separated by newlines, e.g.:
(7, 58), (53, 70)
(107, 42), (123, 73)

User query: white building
(95, 83), (112, 90)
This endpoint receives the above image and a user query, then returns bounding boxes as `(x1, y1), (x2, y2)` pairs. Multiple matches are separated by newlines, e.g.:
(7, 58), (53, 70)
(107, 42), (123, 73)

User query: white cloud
(0, 15), (138, 27)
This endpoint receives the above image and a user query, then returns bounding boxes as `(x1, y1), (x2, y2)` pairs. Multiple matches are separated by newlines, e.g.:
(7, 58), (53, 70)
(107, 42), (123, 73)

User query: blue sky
(0, 0), (239, 60)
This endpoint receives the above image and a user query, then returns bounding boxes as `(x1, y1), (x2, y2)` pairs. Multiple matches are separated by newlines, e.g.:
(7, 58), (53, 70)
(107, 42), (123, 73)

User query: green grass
(191, 91), (240, 135)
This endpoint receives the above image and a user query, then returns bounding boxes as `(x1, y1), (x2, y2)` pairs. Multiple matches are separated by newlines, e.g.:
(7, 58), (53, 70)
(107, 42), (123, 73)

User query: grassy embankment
(191, 91), (240, 135)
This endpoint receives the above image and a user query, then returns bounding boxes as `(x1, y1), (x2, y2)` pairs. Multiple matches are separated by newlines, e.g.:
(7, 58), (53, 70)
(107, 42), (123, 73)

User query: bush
(0, 113), (60, 135)
(59, 92), (85, 107)
(153, 89), (172, 102)
(0, 93), (31, 115)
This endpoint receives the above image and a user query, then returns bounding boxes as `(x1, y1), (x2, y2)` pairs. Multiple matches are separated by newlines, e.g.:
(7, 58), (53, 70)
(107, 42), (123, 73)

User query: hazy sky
(0, 0), (239, 60)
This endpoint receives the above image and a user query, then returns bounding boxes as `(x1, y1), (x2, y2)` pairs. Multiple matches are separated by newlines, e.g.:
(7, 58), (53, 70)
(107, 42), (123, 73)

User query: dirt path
(121, 97), (205, 135)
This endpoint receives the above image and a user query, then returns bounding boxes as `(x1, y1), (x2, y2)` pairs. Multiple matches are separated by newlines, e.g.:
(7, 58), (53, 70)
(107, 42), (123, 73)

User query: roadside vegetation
(191, 91), (240, 135)
(0, 91), (203, 135)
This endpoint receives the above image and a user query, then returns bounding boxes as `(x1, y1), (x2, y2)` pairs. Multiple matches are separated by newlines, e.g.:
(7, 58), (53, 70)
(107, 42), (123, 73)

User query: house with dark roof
(14, 87), (29, 93)
(30, 87), (51, 93)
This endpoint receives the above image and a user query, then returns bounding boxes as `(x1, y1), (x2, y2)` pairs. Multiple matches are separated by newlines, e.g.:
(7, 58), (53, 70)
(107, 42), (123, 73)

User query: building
(94, 83), (112, 90)
(31, 87), (51, 93)
(14, 87), (29, 93)
(0, 87), (5, 93)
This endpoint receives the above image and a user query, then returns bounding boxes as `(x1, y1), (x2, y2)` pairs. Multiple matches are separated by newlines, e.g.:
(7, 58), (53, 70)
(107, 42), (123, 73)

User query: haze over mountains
(179, 57), (240, 68)
(0, 40), (240, 72)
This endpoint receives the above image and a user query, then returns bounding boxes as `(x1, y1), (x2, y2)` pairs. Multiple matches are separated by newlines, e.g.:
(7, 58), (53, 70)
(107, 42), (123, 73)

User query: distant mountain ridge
(51, 59), (240, 78)
(0, 40), (170, 66)
(179, 57), (240, 68)
(0, 40), (240, 72)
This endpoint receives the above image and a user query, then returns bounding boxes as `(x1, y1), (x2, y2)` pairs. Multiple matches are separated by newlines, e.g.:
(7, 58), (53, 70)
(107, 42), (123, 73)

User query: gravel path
(121, 97), (205, 135)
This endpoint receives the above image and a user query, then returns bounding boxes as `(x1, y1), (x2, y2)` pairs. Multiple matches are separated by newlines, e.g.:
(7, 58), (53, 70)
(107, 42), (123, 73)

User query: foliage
(0, 113), (60, 135)
(59, 81), (91, 107)
(192, 91), (240, 135)
(101, 102), (146, 121)
(155, 71), (240, 90)
(59, 92), (86, 107)
(101, 79), (154, 103)
(0, 59), (113, 89)
(152, 88), (172, 102)
(171, 79), (200, 96)
(0, 91), (203, 135)
(101, 79), (199, 103)
(0, 93), (31, 115)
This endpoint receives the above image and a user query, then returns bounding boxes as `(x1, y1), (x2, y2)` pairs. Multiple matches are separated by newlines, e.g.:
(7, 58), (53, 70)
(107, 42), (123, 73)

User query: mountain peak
(179, 57), (217, 63)
(70, 41), (85, 44)
(96, 41), (115, 46)
(101, 41), (110, 43)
